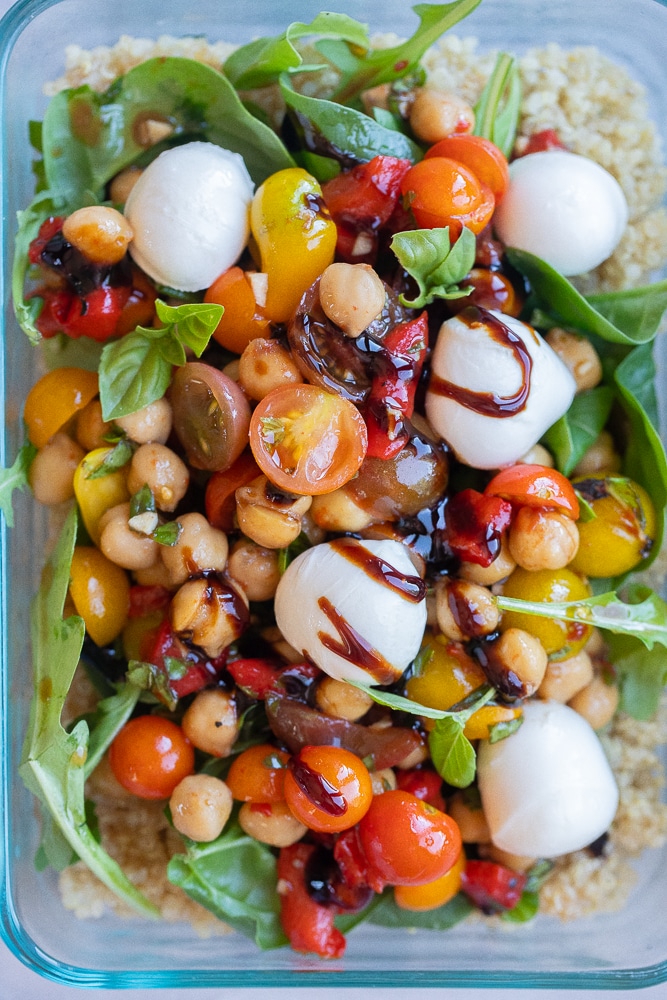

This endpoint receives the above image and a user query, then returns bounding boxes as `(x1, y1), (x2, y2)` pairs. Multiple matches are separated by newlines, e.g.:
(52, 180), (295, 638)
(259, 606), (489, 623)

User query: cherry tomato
(400, 157), (495, 236)
(170, 361), (251, 472)
(357, 789), (462, 886)
(109, 715), (195, 799)
(394, 847), (466, 911)
(204, 448), (261, 532)
(277, 842), (346, 958)
(226, 743), (290, 803)
(69, 545), (130, 647)
(460, 859), (526, 913)
(249, 384), (367, 495)
(395, 768), (446, 811)
(204, 266), (270, 354)
(570, 475), (656, 577)
(283, 745), (373, 833)
(72, 447), (130, 545)
(500, 566), (592, 659)
(425, 135), (509, 201)
(24, 367), (99, 448)
(484, 464), (580, 519)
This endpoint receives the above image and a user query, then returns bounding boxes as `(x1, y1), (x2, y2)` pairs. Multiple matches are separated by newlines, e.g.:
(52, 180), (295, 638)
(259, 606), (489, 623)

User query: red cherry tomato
(170, 361), (251, 473)
(108, 715), (194, 799)
(249, 383), (367, 495)
(425, 134), (509, 202)
(460, 859), (526, 912)
(277, 842), (346, 958)
(283, 745), (373, 833)
(400, 157), (495, 236)
(357, 789), (462, 886)
(484, 464), (580, 519)
(396, 768), (445, 812)
(226, 743), (290, 803)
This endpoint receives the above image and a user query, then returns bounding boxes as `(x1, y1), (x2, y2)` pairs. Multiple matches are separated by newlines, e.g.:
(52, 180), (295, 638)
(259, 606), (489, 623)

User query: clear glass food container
(1, 0), (666, 988)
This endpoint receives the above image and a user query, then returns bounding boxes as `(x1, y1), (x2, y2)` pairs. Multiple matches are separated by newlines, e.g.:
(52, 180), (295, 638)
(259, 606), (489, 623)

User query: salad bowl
(1, 0), (667, 988)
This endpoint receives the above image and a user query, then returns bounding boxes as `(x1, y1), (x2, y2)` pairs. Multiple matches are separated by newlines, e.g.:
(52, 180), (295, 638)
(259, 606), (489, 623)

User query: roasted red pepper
(333, 826), (386, 895)
(395, 768), (446, 812)
(519, 128), (568, 156)
(227, 657), (320, 700)
(35, 284), (130, 342)
(140, 618), (228, 701)
(460, 859), (526, 913)
(277, 842), (346, 958)
(128, 585), (172, 619)
(445, 488), (513, 566)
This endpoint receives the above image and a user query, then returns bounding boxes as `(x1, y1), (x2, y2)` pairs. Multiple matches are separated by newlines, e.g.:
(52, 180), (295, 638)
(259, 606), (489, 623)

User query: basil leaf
(154, 521), (182, 547)
(391, 227), (476, 307)
(0, 442), (37, 528)
(154, 300), (223, 355)
(19, 508), (158, 917)
(428, 716), (477, 788)
(167, 820), (287, 950)
(501, 891), (540, 924)
(370, 889), (473, 929)
(542, 385), (614, 476)
(473, 52), (521, 157)
(488, 715), (523, 743)
(84, 437), (134, 479)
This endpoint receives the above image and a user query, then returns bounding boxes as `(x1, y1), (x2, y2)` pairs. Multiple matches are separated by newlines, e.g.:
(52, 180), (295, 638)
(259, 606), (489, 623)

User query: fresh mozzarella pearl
(493, 150), (628, 276)
(273, 539), (426, 686)
(124, 141), (254, 291)
(477, 699), (619, 858)
(424, 308), (576, 469)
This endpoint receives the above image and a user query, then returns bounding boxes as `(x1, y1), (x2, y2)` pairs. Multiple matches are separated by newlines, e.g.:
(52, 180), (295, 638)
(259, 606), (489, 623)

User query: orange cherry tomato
(484, 464), (580, 519)
(425, 135), (510, 202)
(394, 847), (466, 911)
(358, 790), (462, 886)
(226, 743), (290, 803)
(69, 545), (130, 646)
(400, 157), (495, 236)
(24, 366), (99, 448)
(204, 266), (270, 354)
(283, 745), (373, 833)
(249, 384), (367, 495)
(205, 448), (261, 532)
(109, 715), (194, 800)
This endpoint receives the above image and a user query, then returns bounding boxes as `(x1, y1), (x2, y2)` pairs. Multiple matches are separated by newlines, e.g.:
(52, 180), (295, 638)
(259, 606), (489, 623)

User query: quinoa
(44, 28), (667, 935)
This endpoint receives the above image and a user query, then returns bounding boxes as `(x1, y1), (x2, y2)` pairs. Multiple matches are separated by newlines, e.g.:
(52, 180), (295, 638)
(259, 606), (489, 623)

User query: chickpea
(236, 475), (312, 549)
(115, 397), (173, 445)
(238, 338), (302, 401)
(169, 774), (233, 842)
(545, 327), (603, 393)
(315, 676), (373, 722)
(227, 538), (281, 602)
(310, 487), (374, 533)
(483, 628), (548, 698)
(127, 442), (189, 513)
(538, 649), (594, 703)
(133, 558), (174, 589)
(98, 502), (159, 571)
(573, 430), (622, 476)
(134, 116), (174, 147)
(395, 736), (429, 770)
(448, 791), (491, 844)
(62, 205), (134, 266)
(369, 768), (398, 796)
(170, 576), (249, 659)
(482, 844), (536, 873)
(458, 536), (516, 586)
(408, 88), (475, 144)
(568, 674), (619, 730)
(509, 507), (580, 571)
(109, 165), (143, 204)
(518, 443), (554, 468)
(161, 512), (229, 587)
(29, 432), (84, 505)
(75, 400), (112, 452)
(238, 800), (307, 848)
(182, 687), (239, 757)
(435, 578), (499, 641)
(260, 625), (303, 665)
(318, 263), (386, 337)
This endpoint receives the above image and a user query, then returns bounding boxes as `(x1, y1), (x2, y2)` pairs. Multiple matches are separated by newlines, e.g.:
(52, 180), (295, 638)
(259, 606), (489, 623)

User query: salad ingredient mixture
(4, 0), (667, 960)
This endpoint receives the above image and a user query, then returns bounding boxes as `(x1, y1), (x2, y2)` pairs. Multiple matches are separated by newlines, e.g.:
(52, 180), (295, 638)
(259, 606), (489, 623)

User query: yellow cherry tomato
(250, 167), (337, 324)
(463, 703), (522, 741)
(570, 475), (656, 577)
(73, 447), (130, 545)
(500, 566), (592, 660)
(69, 546), (130, 646)
(394, 847), (467, 912)
(406, 635), (486, 711)
(24, 367), (99, 448)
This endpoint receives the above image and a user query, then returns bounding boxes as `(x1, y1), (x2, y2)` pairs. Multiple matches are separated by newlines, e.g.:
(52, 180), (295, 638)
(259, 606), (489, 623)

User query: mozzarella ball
(493, 150), (628, 276)
(477, 699), (619, 858)
(425, 308), (576, 469)
(124, 141), (254, 291)
(274, 539), (426, 686)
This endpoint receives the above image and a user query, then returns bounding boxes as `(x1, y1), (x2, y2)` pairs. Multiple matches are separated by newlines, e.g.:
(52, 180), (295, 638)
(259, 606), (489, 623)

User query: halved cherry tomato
(357, 790), (462, 886)
(394, 847), (466, 911)
(170, 361), (251, 472)
(249, 384), (367, 495)
(204, 266), (270, 354)
(69, 545), (130, 647)
(226, 743), (290, 803)
(460, 859), (526, 913)
(484, 464), (580, 519)
(400, 157), (495, 236)
(24, 367), (99, 448)
(425, 135), (509, 202)
(205, 448), (261, 532)
(283, 745), (373, 833)
(109, 715), (194, 800)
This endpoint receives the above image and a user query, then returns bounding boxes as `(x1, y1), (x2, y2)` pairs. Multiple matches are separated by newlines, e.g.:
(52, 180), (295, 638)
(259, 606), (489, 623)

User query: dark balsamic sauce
(329, 536), (426, 603)
(317, 597), (399, 685)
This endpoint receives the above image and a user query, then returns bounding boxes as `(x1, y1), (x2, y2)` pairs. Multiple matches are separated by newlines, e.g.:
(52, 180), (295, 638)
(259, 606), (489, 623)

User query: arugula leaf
(19, 508), (158, 917)
(542, 385), (614, 476)
(501, 891), (540, 924)
(98, 300), (222, 420)
(0, 442), (37, 527)
(473, 52), (521, 158)
(391, 227), (476, 307)
(370, 889), (472, 929)
(606, 632), (667, 721)
(224, 13), (370, 90)
(81, 681), (142, 779)
(167, 820), (287, 949)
